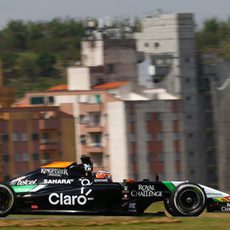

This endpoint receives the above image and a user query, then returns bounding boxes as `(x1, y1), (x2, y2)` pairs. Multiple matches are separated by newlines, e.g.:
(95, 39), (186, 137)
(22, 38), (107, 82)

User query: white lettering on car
(221, 203), (230, 212)
(41, 168), (68, 176)
(131, 184), (163, 197)
(43, 179), (74, 184)
(10, 179), (37, 186)
(48, 188), (94, 206)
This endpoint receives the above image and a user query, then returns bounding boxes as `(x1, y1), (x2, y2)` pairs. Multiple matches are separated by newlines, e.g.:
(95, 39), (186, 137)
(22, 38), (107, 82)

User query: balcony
(39, 119), (58, 130)
(39, 139), (58, 151)
(79, 103), (102, 112)
(86, 142), (103, 153)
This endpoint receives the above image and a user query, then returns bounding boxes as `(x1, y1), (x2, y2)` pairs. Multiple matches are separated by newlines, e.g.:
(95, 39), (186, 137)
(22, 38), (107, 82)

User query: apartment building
(0, 106), (75, 181)
(0, 15), (184, 183)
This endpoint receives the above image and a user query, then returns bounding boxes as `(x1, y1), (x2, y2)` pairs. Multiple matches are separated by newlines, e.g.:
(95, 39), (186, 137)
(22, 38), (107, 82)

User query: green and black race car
(0, 157), (229, 217)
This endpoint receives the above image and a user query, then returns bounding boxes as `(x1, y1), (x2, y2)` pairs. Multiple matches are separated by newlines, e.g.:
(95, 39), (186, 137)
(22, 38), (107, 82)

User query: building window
(145, 113), (152, 121)
(185, 96), (191, 101)
(175, 152), (180, 161)
(22, 153), (29, 162)
(3, 154), (9, 162)
(128, 134), (136, 142)
(156, 132), (163, 141)
(32, 133), (39, 141)
(79, 115), (88, 124)
(21, 133), (29, 141)
(89, 112), (101, 126)
(33, 153), (39, 161)
(107, 64), (115, 74)
(131, 154), (137, 162)
(128, 113), (135, 122)
(144, 42), (149, 47)
(88, 94), (102, 104)
(80, 135), (86, 144)
(173, 133), (180, 141)
(88, 132), (102, 147)
(30, 96), (45, 105)
(1, 134), (8, 142)
(154, 42), (160, 48)
(12, 133), (19, 142)
(147, 152), (153, 162)
(44, 152), (50, 161)
(90, 153), (103, 167)
(146, 133), (152, 142)
(15, 153), (20, 162)
(158, 153), (164, 162)
(156, 112), (163, 121)
(187, 133), (193, 138)
(171, 113), (178, 121)
(48, 96), (55, 104)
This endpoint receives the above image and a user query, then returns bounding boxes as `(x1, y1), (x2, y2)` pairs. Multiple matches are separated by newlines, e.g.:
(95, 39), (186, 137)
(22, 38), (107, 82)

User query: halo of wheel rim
(0, 185), (14, 216)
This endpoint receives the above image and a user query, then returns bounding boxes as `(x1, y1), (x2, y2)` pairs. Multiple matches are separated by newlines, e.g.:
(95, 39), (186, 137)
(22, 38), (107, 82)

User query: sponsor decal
(128, 203), (137, 213)
(79, 178), (92, 186)
(12, 185), (37, 193)
(31, 204), (38, 209)
(10, 179), (37, 186)
(84, 163), (92, 172)
(221, 203), (230, 212)
(131, 184), (163, 197)
(94, 179), (109, 183)
(48, 187), (94, 206)
(41, 168), (68, 177)
(43, 179), (74, 184)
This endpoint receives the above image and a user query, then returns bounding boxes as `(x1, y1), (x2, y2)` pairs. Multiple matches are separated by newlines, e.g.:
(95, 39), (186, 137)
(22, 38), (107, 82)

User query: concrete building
(135, 13), (217, 187)
(198, 54), (230, 190)
(68, 38), (137, 90)
(0, 106), (75, 181)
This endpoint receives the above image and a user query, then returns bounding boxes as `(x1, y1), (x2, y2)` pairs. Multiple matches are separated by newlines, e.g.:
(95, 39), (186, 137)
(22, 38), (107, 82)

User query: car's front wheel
(164, 183), (206, 216)
(0, 184), (15, 217)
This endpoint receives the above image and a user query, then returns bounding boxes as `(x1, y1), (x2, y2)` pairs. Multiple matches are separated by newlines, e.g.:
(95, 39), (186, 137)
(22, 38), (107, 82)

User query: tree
(36, 52), (57, 77)
(18, 56), (39, 79)
(2, 20), (28, 50)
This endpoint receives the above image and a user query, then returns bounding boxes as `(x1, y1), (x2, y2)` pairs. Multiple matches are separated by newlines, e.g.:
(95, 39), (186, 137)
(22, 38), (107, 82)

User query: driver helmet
(96, 170), (112, 181)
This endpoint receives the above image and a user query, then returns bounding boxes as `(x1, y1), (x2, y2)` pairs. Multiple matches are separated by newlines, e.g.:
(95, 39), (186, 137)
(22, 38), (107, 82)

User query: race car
(0, 157), (230, 217)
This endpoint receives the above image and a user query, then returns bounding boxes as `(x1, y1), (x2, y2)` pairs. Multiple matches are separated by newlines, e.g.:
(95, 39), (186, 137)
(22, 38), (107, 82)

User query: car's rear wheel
(0, 184), (15, 217)
(164, 183), (206, 216)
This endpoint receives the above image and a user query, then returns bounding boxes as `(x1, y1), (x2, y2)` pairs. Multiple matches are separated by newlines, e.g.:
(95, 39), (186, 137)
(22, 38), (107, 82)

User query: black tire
(0, 184), (15, 217)
(164, 183), (206, 217)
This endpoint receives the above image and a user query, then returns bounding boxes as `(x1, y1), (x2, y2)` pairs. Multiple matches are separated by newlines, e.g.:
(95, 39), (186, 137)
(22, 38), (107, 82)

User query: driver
(68, 155), (93, 177)
(80, 155), (93, 177)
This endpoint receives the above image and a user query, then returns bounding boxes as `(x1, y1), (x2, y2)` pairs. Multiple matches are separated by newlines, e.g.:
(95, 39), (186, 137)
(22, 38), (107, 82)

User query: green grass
(1, 202), (229, 230)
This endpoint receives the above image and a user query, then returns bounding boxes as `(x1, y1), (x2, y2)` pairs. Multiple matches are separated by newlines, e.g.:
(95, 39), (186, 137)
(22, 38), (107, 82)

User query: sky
(0, 0), (229, 28)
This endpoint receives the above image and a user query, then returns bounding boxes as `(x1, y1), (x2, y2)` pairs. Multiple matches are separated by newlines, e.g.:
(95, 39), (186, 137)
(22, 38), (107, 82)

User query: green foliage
(196, 17), (230, 61)
(36, 52), (56, 77)
(0, 18), (84, 97)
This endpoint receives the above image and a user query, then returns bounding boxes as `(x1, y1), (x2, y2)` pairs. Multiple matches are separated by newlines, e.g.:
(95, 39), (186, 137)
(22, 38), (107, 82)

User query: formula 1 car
(0, 158), (230, 217)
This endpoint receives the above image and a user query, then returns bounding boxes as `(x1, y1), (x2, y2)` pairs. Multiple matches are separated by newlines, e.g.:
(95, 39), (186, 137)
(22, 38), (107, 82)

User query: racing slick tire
(164, 183), (206, 217)
(0, 184), (15, 217)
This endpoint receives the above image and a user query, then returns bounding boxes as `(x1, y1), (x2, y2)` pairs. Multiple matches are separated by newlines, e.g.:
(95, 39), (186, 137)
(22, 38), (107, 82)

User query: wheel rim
(177, 189), (200, 211)
(0, 187), (14, 214)
(174, 185), (205, 215)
